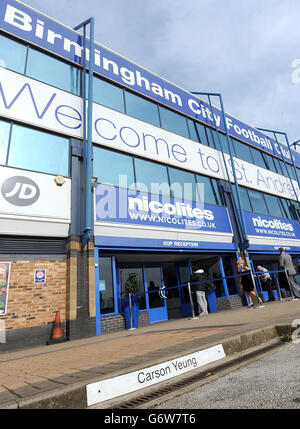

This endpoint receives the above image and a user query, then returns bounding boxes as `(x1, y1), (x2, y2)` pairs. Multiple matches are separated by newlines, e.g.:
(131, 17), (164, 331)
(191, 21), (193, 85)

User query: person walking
(190, 267), (209, 316)
(279, 248), (300, 299)
(256, 265), (275, 301)
(237, 258), (263, 308)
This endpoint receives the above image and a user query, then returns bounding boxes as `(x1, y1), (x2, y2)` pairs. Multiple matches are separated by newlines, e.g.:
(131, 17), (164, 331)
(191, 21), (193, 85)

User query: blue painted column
(219, 256), (229, 297)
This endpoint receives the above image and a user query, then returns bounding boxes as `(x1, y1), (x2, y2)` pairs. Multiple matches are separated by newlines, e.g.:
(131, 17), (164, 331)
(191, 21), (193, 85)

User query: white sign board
(0, 166), (71, 219)
(0, 166), (71, 236)
(0, 67), (298, 202)
(86, 344), (225, 406)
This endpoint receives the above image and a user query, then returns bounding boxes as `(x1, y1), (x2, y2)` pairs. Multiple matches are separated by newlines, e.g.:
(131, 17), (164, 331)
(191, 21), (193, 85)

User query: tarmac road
(154, 342), (300, 409)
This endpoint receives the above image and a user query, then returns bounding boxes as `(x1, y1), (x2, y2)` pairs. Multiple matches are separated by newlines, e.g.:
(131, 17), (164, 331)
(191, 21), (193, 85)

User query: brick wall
(216, 295), (244, 311)
(0, 258), (67, 332)
(101, 310), (150, 334)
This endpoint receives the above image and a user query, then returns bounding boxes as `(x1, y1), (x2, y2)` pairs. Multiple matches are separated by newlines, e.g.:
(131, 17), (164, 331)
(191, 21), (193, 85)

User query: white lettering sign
(86, 344), (225, 406)
(0, 68), (298, 201)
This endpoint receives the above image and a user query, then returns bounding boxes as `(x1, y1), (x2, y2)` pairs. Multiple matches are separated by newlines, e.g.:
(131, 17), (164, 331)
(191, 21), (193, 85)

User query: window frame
(93, 145), (135, 188)
(3, 121), (70, 177)
(247, 188), (269, 215)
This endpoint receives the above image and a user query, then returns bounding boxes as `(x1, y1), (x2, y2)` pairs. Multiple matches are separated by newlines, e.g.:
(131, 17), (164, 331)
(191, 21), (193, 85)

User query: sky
(19, 0), (300, 145)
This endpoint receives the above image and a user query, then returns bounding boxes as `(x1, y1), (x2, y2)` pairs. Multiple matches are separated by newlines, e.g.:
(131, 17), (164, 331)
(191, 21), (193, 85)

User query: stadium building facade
(1, 0), (300, 350)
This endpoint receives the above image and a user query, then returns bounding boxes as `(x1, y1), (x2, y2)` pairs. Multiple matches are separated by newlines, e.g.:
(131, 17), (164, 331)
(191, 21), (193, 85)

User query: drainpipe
(73, 18), (95, 248)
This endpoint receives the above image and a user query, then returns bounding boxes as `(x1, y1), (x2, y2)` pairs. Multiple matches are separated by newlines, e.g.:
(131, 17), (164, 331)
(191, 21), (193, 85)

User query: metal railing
(253, 268), (300, 302)
(125, 269), (298, 329)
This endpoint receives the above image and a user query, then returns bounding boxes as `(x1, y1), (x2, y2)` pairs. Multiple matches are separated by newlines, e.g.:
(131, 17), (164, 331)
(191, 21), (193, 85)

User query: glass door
(162, 262), (182, 319)
(144, 266), (168, 323)
(178, 263), (193, 317)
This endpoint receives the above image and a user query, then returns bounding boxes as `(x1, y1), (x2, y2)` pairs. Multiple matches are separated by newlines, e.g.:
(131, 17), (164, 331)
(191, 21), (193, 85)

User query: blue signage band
(0, 0), (299, 167)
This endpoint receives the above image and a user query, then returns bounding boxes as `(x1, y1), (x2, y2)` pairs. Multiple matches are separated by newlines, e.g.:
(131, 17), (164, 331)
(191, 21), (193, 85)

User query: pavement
(0, 298), (299, 409)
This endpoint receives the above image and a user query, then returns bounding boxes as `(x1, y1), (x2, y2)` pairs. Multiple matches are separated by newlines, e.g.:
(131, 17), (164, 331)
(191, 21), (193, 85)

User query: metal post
(128, 292), (136, 330)
(219, 256), (229, 297)
(274, 273), (283, 301)
(73, 17), (95, 249)
(187, 282), (199, 320)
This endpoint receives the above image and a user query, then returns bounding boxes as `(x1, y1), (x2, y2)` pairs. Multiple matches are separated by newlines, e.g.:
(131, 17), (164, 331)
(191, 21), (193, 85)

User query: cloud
(18, 0), (300, 141)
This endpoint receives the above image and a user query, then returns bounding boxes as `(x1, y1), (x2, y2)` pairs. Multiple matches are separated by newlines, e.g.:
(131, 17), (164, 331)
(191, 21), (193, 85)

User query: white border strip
(86, 344), (225, 406)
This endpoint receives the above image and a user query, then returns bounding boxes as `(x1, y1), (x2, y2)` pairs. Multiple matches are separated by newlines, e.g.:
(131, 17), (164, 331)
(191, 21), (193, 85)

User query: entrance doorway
(162, 263), (182, 319)
(144, 266), (168, 323)
(95, 250), (238, 335)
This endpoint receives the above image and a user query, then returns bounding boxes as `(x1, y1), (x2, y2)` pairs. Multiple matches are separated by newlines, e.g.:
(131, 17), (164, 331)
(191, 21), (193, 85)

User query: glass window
(279, 198), (291, 219)
(248, 189), (269, 215)
(0, 120), (11, 165)
(196, 174), (219, 205)
(187, 119), (199, 142)
(279, 160), (287, 177)
(168, 167), (197, 201)
(93, 77), (125, 113)
(134, 158), (169, 196)
(8, 125), (69, 176)
(273, 157), (284, 175)
(195, 123), (209, 146)
(239, 187), (252, 212)
(251, 148), (267, 169)
(286, 200), (297, 220)
(286, 163), (297, 181)
(264, 154), (277, 173)
(93, 146), (135, 188)
(120, 266), (145, 310)
(145, 266), (163, 309)
(222, 256), (239, 295)
(178, 263), (193, 303)
(0, 34), (27, 73)
(99, 256), (115, 314)
(26, 48), (81, 94)
(230, 138), (240, 157)
(264, 194), (283, 217)
(215, 132), (228, 153)
(125, 92), (160, 126)
(232, 140), (253, 162)
(225, 134), (237, 157)
(206, 128), (216, 148)
(211, 179), (223, 205)
(159, 106), (189, 138)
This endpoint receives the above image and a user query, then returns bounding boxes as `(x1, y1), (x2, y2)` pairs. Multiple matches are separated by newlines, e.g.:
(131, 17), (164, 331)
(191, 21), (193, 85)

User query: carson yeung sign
(86, 345), (226, 405)
(0, 0), (299, 166)
(0, 68), (299, 202)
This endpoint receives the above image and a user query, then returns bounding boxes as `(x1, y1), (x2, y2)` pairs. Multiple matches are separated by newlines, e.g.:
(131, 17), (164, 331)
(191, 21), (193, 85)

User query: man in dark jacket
(279, 247), (300, 299)
(190, 267), (210, 316)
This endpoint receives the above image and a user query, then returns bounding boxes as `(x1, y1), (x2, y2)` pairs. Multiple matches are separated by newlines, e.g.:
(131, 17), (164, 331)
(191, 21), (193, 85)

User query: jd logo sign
(1, 176), (40, 206)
